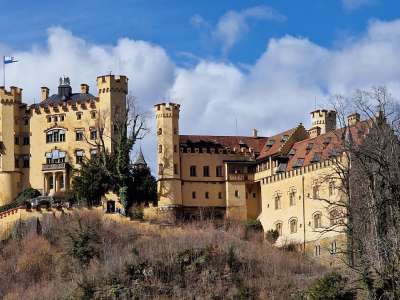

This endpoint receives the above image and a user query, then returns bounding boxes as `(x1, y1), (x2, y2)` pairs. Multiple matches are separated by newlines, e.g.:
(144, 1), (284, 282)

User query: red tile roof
(286, 121), (370, 171)
(258, 127), (298, 159)
(179, 135), (267, 153)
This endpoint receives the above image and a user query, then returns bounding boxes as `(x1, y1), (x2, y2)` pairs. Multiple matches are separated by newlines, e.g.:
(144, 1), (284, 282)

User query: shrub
(265, 229), (279, 244)
(307, 272), (356, 300)
(245, 219), (263, 232)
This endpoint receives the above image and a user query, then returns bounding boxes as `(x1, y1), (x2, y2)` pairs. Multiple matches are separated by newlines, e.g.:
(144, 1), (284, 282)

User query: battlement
(96, 75), (128, 94)
(154, 102), (181, 113)
(0, 86), (22, 103)
(310, 109), (337, 133)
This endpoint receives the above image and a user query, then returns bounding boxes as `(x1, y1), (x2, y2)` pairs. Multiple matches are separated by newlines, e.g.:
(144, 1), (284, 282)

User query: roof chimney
(80, 83), (89, 94)
(252, 128), (258, 137)
(347, 113), (360, 126)
(58, 76), (72, 100)
(41, 87), (49, 101)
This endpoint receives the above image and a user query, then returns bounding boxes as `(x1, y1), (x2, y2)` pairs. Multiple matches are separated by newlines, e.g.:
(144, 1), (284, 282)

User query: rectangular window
(203, 166), (210, 177)
(216, 166), (223, 177)
(190, 165), (197, 177)
(275, 195), (281, 210)
(76, 112), (82, 120)
(75, 150), (84, 164)
(90, 111), (97, 119)
(218, 192), (222, 199)
(289, 191), (296, 206)
(76, 130), (84, 141)
(234, 190), (239, 198)
(60, 115), (65, 122)
(192, 191), (196, 199)
(158, 145), (162, 153)
(15, 157), (20, 168)
(90, 129), (97, 140)
(24, 118), (29, 126)
(47, 116), (51, 123)
(205, 192), (209, 199)
(53, 116), (58, 122)
(174, 145), (177, 153)
(90, 149), (98, 158)
(22, 155), (29, 168)
(23, 136), (30, 145)
(174, 164), (178, 175)
(14, 136), (19, 145)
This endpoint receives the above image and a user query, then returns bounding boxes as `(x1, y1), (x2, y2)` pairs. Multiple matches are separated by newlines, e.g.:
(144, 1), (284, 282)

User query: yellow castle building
(0, 74), (127, 206)
(156, 102), (368, 258)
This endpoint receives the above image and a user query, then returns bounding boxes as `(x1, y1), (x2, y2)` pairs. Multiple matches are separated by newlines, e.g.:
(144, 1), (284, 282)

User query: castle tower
(154, 103), (182, 209)
(0, 86), (23, 206)
(96, 75), (128, 151)
(310, 109), (337, 134)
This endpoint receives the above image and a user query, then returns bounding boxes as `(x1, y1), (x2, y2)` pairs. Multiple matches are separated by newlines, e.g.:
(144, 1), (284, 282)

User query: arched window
(46, 128), (66, 143)
(289, 218), (297, 234)
(313, 212), (322, 228)
(157, 128), (162, 135)
(274, 194), (281, 210)
(275, 222), (283, 236)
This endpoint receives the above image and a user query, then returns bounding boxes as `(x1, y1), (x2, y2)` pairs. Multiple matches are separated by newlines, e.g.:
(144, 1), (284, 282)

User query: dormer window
(311, 153), (320, 163)
(306, 143), (313, 151)
(293, 158), (304, 168)
(266, 139), (275, 147)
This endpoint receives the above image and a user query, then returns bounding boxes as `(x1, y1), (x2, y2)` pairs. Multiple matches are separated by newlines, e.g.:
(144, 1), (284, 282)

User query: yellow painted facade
(156, 102), (355, 258)
(0, 74), (127, 206)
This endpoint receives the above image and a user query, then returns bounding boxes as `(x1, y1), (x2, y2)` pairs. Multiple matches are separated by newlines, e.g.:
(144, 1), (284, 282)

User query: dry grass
(0, 210), (326, 299)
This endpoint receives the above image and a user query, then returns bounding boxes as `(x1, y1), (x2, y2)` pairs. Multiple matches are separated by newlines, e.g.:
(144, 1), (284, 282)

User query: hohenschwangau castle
(0, 74), (367, 259)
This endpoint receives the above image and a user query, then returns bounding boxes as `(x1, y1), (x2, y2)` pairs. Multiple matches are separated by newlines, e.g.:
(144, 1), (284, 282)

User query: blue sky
(1, 0), (399, 65)
(1, 0), (400, 168)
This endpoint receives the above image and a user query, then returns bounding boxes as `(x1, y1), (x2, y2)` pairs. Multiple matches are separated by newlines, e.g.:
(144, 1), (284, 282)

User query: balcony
(42, 162), (70, 171)
(227, 173), (254, 182)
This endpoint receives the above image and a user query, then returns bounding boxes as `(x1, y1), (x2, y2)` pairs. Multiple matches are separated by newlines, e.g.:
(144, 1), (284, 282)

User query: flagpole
(3, 56), (5, 88)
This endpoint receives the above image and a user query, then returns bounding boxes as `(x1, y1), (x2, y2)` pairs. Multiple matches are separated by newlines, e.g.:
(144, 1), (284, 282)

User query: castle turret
(0, 86), (23, 205)
(310, 109), (337, 135)
(96, 75), (128, 151)
(155, 102), (182, 208)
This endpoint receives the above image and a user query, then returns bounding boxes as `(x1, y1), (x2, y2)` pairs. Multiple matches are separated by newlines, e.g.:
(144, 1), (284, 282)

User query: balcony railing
(227, 173), (254, 182)
(42, 162), (69, 171)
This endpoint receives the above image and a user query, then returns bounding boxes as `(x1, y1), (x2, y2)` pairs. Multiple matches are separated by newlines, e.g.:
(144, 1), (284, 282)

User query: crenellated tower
(154, 102), (182, 208)
(0, 86), (23, 206)
(310, 109), (337, 134)
(96, 75), (128, 151)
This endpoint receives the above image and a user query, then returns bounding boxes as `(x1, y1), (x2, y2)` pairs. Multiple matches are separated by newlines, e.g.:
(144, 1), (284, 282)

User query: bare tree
(315, 87), (400, 299)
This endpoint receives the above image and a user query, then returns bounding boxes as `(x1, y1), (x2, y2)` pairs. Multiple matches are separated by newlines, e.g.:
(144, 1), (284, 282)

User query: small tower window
(203, 166), (210, 177)
(158, 164), (163, 175)
(192, 191), (196, 199)
(174, 164), (178, 175)
(158, 145), (162, 153)
(190, 166), (197, 177)
(157, 128), (162, 135)
(76, 112), (82, 120)
(205, 192), (209, 199)
(90, 111), (97, 119)
(312, 185), (319, 199)
(329, 181), (335, 196)
(216, 166), (223, 177)
(218, 192), (222, 199)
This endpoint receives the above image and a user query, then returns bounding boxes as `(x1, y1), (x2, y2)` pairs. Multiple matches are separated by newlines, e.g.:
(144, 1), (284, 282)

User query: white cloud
(2, 19), (400, 171)
(342, 0), (377, 11)
(214, 6), (286, 54)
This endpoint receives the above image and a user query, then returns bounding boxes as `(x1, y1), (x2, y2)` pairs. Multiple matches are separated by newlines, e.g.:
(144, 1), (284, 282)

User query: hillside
(0, 211), (327, 299)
